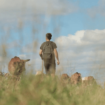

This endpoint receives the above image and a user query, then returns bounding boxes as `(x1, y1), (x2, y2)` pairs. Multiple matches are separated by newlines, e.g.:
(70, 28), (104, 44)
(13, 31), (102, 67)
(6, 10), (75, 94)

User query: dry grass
(0, 0), (104, 104)
(0, 74), (103, 105)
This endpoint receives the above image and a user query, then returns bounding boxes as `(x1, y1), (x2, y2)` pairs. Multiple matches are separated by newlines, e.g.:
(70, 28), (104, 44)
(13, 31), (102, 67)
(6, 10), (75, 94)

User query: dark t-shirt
(40, 41), (57, 64)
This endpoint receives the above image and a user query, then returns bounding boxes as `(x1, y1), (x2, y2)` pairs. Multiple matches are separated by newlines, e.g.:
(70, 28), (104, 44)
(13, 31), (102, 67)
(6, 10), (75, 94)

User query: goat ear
(24, 59), (30, 62)
(27, 59), (30, 61)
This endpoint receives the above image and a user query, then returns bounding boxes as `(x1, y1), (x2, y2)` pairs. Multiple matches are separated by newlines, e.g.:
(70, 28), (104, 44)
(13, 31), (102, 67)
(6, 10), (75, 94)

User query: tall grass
(0, 1), (105, 104)
(0, 75), (103, 105)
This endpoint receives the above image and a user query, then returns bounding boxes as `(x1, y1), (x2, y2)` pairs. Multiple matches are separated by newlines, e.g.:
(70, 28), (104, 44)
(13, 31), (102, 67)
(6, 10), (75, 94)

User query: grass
(0, 74), (104, 105)
(0, 1), (104, 104)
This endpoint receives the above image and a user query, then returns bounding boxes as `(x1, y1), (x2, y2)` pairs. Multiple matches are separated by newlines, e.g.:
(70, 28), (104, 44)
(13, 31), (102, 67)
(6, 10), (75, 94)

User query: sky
(0, 0), (105, 83)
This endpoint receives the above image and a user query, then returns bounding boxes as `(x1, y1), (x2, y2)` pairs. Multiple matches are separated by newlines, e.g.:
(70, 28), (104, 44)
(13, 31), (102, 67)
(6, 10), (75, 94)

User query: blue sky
(0, 0), (104, 38)
(12, 0), (105, 38)
(78, 0), (99, 8)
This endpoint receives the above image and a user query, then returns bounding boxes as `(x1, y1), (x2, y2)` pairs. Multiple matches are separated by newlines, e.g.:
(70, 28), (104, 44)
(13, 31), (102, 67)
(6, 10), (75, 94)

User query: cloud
(18, 54), (27, 59)
(87, 0), (105, 17)
(0, 0), (78, 23)
(55, 29), (105, 77)
(56, 29), (105, 48)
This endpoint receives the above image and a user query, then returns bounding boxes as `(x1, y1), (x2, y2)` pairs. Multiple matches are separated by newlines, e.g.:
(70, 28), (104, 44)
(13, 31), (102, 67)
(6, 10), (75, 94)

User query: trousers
(44, 61), (56, 75)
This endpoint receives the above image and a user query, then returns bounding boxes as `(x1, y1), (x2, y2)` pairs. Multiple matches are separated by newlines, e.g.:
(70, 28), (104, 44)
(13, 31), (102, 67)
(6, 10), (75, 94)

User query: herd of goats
(0, 56), (96, 85)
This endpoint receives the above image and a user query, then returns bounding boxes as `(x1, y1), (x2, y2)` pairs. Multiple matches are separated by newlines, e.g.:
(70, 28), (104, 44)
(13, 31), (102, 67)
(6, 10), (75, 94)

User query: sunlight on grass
(0, 75), (103, 105)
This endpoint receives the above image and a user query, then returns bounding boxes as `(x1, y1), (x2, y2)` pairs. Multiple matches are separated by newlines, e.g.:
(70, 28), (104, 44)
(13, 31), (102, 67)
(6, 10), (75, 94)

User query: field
(0, 74), (104, 105)
(0, 0), (105, 104)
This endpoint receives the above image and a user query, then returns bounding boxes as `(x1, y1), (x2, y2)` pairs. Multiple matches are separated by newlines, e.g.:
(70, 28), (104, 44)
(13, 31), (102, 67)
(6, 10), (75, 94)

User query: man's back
(40, 41), (57, 64)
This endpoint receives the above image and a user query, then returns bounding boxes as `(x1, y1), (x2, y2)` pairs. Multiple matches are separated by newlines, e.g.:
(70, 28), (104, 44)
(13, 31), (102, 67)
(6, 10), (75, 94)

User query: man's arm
(39, 49), (43, 60)
(54, 48), (60, 65)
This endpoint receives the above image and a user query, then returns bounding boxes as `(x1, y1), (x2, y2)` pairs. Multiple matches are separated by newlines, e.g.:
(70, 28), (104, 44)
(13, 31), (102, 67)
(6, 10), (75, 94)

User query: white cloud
(18, 54), (27, 59)
(56, 29), (105, 47)
(0, 0), (78, 23)
(55, 29), (105, 77)
(55, 30), (85, 46)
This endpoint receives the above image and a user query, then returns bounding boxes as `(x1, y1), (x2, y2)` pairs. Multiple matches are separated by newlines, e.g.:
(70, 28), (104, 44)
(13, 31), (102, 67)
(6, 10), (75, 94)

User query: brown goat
(8, 56), (30, 76)
(61, 74), (70, 84)
(71, 72), (82, 84)
(61, 74), (69, 80)
(82, 76), (96, 85)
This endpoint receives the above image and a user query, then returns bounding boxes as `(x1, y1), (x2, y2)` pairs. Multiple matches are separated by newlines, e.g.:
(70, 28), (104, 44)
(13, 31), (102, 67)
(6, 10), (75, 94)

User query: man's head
(46, 33), (52, 41)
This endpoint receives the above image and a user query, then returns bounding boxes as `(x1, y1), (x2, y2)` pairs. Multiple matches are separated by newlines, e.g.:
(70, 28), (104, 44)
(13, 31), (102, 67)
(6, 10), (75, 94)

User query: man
(39, 33), (60, 75)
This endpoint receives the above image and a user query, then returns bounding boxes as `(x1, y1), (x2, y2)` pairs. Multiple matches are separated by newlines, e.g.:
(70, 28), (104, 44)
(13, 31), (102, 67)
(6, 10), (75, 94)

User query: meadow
(0, 0), (105, 104)
(0, 74), (104, 105)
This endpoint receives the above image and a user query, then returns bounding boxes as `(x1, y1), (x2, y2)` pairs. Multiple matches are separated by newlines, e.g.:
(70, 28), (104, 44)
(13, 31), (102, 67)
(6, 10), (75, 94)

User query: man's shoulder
(41, 41), (57, 46)
(40, 42), (46, 49)
(50, 41), (57, 48)
(50, 41), (56, 45)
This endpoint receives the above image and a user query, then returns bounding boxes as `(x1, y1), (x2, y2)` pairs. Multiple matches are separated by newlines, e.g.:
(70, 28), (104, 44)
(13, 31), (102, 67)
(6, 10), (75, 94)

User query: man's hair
(46, 33), (52, 40)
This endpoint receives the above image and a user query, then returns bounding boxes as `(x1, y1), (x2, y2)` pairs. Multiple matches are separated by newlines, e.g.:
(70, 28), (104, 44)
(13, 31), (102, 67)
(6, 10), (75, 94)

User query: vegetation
(0, 1), (104, 105)
(0, 74), (103, 105)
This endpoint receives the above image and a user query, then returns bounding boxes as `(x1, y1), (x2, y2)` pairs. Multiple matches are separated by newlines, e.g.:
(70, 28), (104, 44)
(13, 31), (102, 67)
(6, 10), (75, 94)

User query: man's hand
(57, 60), (60, 65)
(54, 49), (60, 65)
